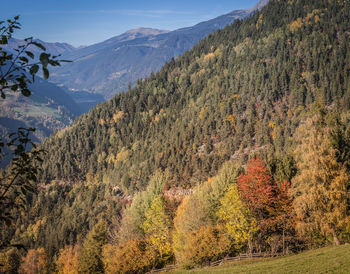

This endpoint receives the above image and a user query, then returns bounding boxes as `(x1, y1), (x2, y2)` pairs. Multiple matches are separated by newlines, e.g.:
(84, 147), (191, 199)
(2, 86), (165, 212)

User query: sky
(2, 0), (259, 47)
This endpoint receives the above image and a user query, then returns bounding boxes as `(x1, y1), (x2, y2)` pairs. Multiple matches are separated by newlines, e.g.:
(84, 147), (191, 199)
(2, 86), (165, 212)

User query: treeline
(3, 108), (349, 273)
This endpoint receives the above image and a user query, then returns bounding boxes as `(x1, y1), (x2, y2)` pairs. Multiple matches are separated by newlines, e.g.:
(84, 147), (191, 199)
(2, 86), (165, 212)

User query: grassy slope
(173, 245), (350, 274)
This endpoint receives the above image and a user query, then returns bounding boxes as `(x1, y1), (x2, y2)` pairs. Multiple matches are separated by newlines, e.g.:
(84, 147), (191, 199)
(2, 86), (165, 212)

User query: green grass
(172, 245), (350, 274)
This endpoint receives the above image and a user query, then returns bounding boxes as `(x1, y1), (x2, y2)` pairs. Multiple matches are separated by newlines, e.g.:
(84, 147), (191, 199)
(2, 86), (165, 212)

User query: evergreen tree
(78, 220), (107, 273)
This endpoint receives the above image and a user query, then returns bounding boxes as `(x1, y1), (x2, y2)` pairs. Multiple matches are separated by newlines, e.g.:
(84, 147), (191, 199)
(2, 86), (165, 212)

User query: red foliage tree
(237, 158), (294, 234)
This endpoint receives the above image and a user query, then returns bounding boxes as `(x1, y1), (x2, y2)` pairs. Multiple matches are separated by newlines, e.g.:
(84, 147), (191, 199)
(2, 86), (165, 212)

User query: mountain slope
(39, 0), (350, 191)
(50, 5), (261, 99)
(4, 0), (350, 266)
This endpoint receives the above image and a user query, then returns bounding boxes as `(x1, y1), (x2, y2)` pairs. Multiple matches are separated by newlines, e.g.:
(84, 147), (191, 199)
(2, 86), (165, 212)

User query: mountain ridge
(50, 1), (268, 99)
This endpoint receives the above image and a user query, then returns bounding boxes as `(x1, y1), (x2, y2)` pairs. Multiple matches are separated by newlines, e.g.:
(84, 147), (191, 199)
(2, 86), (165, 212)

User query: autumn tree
(18, 248), (48, 274)
(237, 157), (297, 253)
(180, 225), (231, 268)
(291, 113), (350, 245)
(102, 240), (155, 274)
(142, 195), (173, 265)
(237, 158), (278, 233)
(56, 245), (80, 274)
(217, 185), (258, 252)
(173, 162), (241, 264)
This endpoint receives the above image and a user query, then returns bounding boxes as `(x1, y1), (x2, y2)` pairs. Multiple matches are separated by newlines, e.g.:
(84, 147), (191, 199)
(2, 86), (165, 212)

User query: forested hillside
(1, 0), (350, 272)
(40, 0), (350, 192)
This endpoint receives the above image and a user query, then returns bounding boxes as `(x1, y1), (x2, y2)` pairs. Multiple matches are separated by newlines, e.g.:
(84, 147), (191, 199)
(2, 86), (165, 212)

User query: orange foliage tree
(56, 245), (80, 274)
(237, 158), (278, 232)
(102, 240), (156, 273)
(18, 248), (48, 274)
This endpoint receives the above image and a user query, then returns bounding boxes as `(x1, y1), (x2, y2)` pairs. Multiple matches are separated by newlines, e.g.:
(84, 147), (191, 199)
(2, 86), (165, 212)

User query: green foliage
(0, 128), (44, 229)
(38, 0), (350, 198)
(117, 172), (165, 242)
(78, 220), (107, 274)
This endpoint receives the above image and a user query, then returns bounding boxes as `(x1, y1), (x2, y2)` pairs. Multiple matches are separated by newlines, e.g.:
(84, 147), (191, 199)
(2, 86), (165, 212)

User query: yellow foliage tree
(173, 162), (241, 264)
(142, 195), (173, 262)
(217, 185), (258, 250)
(291, 114), (350, 245)
(56, 245), (80, 274)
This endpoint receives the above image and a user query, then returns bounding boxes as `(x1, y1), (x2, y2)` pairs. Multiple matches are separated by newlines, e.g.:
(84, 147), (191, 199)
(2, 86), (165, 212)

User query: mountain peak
(125, 27), (169, 36)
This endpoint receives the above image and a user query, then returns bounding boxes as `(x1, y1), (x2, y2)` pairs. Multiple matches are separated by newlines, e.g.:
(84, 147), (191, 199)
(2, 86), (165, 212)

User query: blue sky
(2, 0), (258, 47)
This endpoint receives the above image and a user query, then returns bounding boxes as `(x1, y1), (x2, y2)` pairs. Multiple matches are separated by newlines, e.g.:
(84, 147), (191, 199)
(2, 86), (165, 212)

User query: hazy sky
(2, 0), (259, 47)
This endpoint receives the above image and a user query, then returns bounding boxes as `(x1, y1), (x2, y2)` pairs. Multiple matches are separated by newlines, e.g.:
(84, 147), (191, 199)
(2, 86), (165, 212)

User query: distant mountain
(50, 1), (268, 99)
(4, 38), (77, 57)
(62, 28), (169, 62)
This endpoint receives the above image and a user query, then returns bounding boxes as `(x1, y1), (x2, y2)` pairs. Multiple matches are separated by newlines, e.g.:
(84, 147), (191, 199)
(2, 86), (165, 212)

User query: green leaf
(25, 51), (34, 59)
(0, 35), (8, 45)
(30, 64), (39, 75)
(32, 41), (46, 51)
(40, 52), (49, 68)
(43, 67), (49, 79)
(19, 56), (28, 63)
